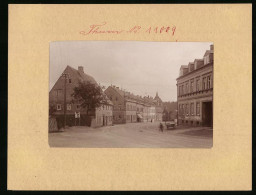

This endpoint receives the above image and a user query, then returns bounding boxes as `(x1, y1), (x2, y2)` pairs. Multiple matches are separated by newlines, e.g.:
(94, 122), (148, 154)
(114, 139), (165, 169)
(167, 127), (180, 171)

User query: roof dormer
(179, 65), (188, 76)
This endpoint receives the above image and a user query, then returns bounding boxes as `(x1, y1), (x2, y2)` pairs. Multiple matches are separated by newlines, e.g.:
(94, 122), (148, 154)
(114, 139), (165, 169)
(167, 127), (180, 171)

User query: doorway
(202, 101), (213, 127)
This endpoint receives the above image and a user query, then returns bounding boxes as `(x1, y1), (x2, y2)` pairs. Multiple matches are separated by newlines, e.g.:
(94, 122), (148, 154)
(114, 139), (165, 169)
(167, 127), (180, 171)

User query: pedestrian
(159, 123), (163, 133)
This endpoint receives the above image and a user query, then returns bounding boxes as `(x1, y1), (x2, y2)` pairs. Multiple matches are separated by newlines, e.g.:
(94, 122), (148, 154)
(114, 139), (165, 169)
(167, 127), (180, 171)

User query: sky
(50, 41), (212, 102)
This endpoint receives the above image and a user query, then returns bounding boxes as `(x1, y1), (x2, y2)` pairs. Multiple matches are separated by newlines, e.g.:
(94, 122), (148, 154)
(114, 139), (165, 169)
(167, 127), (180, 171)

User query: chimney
(210, 44), (214, 51)
(78, 66), (84, 73)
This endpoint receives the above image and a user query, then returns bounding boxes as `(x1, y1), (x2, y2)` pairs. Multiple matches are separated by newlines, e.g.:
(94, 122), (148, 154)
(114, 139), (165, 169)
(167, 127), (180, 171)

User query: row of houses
(176, 44), (214, 127)
(104, 86), (163, 124)
(49, 65), (164, 128)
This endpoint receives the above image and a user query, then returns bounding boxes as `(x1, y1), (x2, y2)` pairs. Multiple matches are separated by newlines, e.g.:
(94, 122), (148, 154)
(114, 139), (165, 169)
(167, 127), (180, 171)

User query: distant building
(49, 65), (113, 128)
(176, 45), (213, 126)
(154, 92), (163, 121)
(104, 86), (162, 124)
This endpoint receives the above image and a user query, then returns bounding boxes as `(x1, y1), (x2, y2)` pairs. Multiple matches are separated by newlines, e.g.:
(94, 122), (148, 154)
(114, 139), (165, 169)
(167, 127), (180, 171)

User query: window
(116, 97), (118, 101)
(76, 104), (80, 110)
(57, 104), (62, 110)
(69, 79), (72, 83)
(110, 96), (112, 100)
(196, 102), (200, 116)
(184, 104), (189, 116)
(202, 77), (207, 90)
(67, 104), (72, 111)
(186, 104), (189, 115)
(119, 115), (122, 119)
(186, 83), (189, 94)
(190, 80), (194, 93)
(196, 79), (200, 91)
(182, 104), (184, 115)
(207, 75), (211, 89)
(55, 89), (62, 98)
(182, 85), (184, 95)
(190, 103), (194, 115)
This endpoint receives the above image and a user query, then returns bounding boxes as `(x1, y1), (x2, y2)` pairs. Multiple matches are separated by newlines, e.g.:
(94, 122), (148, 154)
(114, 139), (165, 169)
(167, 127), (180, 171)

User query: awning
(137, 114), (143, 119)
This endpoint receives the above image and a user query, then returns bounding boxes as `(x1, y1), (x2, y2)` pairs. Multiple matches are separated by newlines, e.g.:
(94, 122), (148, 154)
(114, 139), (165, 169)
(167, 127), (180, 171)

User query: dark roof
(177, 45), (214, 79)
(66, 66), (113, 105)
(109, 86), (159, 106)
(67, 65), (97, 85)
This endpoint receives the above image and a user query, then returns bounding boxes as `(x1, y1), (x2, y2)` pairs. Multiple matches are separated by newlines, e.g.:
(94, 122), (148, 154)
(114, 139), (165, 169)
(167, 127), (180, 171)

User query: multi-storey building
(104, 86), (162, 124)
(49, 65), (113, 128)
(176, 45), (213, 126)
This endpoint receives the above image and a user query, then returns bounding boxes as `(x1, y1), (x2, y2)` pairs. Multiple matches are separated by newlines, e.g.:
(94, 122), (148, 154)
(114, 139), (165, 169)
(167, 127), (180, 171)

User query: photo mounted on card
(8, 4), (251, 190)
(49, 41), (213, 148)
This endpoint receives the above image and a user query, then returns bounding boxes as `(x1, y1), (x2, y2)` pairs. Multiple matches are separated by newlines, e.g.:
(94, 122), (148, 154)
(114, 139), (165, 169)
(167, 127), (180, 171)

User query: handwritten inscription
(79, 22), (176, 37)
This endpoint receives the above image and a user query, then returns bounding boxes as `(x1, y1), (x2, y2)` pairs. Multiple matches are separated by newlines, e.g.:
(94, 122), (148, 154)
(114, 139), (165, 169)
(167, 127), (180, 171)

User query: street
(48, 122), (213, 148)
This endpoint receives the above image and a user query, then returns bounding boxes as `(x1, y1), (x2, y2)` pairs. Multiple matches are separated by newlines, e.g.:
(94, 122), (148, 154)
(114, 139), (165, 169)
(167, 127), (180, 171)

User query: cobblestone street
(49, 122), (213, 148)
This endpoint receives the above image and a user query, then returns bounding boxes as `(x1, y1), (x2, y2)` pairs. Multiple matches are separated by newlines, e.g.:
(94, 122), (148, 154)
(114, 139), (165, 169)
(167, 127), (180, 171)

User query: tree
(72, 81), (108, 115)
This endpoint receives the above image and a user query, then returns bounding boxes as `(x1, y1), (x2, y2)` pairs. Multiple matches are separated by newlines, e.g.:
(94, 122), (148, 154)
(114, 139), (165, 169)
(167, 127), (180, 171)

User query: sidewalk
(168, 125), (213, 138)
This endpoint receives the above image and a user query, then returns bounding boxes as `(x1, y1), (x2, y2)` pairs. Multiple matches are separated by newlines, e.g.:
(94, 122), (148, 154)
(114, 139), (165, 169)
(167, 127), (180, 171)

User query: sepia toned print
(49, 41), (213, 148)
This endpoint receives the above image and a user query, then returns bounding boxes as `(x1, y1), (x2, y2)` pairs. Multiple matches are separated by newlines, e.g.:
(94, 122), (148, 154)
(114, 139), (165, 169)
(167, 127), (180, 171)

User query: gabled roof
(62, 66), (112, 105)
(66, 65), (97, 85)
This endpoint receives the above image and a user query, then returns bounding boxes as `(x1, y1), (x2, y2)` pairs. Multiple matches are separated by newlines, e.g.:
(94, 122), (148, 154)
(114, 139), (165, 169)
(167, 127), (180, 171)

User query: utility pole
(62, 73), (69, 129)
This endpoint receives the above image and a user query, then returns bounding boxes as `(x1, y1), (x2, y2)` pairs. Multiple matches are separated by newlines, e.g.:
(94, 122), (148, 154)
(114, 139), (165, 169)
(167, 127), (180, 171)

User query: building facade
(49, 65), (113, 128)
(154, 92), (163, 121)
(176, 45), (213, 126)
(104, 86), (162, 124)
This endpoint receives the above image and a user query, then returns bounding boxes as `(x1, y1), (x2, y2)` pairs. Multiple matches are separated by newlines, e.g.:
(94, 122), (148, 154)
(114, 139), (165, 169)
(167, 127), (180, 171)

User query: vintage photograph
(49, 41), (213, 148)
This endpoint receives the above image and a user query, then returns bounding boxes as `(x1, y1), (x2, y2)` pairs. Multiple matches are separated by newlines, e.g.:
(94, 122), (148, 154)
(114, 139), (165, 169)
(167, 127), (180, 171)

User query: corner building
(176, 45), (214, 127)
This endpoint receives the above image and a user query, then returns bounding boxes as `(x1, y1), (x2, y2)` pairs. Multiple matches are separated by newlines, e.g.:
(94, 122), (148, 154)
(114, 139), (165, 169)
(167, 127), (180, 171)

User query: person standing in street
(159, 123), (164, 133)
